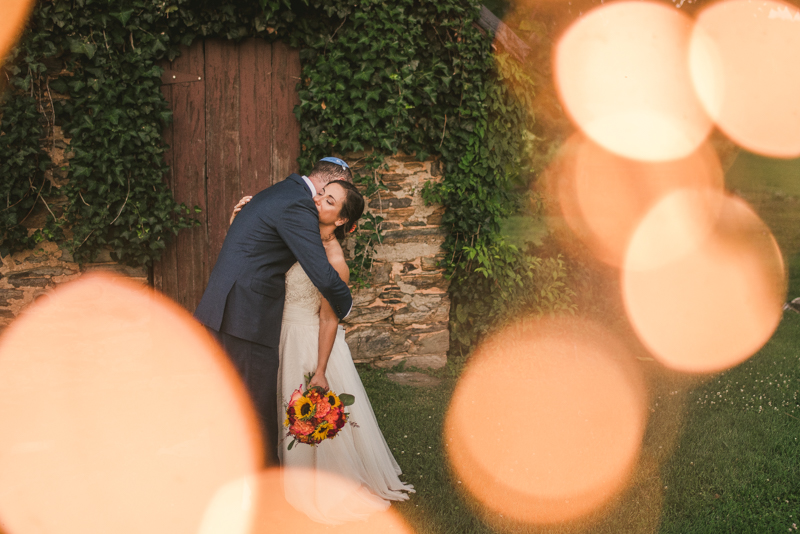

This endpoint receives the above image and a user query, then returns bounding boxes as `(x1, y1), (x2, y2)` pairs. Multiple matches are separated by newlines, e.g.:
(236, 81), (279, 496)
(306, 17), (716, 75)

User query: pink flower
(288, 387), (303, 407)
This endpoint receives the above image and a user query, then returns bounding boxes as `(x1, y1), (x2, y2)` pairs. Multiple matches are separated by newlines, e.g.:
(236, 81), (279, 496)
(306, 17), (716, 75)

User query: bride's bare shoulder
(324, 240), (349, 284)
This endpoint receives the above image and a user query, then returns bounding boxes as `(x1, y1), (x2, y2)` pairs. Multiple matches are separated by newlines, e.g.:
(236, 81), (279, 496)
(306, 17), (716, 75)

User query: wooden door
(154, 38), (301, 311)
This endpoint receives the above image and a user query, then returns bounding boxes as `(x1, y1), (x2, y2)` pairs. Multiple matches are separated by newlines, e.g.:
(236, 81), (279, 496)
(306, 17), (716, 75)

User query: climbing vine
(1, 0), (573, 351)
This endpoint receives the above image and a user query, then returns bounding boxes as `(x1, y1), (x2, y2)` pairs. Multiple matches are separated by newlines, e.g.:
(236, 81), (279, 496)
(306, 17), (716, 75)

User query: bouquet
(284, 376), (355, 449)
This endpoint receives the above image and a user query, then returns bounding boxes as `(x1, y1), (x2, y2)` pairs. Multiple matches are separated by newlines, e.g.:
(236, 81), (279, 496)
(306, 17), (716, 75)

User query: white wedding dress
(276, 263), (414, 524)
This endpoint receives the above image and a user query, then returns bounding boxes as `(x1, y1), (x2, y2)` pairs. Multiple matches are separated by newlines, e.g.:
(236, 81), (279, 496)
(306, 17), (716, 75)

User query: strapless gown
(276, 262), (414, 524)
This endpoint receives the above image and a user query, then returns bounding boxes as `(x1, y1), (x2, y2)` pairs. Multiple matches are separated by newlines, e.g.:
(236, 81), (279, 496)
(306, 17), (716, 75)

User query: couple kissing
(194, 158), (413, 523)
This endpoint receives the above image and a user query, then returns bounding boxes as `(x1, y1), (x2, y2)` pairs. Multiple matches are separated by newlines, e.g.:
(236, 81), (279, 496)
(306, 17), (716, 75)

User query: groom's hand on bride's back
(229, 195), (253, 226)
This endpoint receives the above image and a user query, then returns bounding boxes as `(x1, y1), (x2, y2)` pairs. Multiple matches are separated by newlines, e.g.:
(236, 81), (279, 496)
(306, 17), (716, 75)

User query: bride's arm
(309, 245), (349, 391)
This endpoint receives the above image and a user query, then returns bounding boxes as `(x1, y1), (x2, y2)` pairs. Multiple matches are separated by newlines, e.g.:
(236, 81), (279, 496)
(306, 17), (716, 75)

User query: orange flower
(291, 420), (314, 436)
(325, 407), (341, 425)
(315, 398), (331, 418)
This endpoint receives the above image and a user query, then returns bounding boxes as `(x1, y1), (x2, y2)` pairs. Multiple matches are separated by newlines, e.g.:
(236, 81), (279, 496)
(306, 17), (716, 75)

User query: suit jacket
(194, 173), (352, 347)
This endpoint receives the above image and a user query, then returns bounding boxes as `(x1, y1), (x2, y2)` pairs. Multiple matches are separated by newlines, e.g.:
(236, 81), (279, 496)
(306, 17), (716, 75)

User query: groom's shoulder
(255, 174), (305, 199)
(253, 175), (314, 205)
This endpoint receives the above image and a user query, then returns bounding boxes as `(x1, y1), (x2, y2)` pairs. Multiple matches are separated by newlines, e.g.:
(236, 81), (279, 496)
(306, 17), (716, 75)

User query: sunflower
(293, 396), (316, 420)
(311, 421), (334, 442)
(325, 391), (341, 409)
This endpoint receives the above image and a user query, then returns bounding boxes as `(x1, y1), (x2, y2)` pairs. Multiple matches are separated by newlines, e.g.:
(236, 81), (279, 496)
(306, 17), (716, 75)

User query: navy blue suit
(194, 173), (352, 463)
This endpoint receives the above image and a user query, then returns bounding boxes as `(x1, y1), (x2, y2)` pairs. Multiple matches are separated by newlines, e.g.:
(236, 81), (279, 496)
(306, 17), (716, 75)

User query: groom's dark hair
(308, 159), (353, 184)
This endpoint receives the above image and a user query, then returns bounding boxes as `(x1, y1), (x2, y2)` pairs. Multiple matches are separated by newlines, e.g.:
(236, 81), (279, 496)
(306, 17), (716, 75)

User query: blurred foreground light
(554, 1), (712, 162)
(0, 273), (262, 534)
(545, 134), (724, 266)
(0, 0), (35, 65)
(690, 0), (800, 159)
(445, 319), (647, 525)
(623, 191), (785, 373)
(198, 468), (413, 534)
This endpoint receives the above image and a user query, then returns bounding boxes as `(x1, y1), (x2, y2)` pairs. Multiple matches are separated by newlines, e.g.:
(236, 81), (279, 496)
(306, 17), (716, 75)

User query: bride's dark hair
(329, 180), (365, 240)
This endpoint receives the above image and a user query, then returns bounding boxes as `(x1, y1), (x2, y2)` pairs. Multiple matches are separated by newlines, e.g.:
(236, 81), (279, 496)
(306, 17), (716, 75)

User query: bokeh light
(544, 133), (724, 266)
(690, 0), (800, 158)
(623, 191), (786, 373)
(198, 468), (414, 534)
(445, 318), (647, 525)
(0, 0), (35, 65)
(554, 1), (713, 162)
(0, 273), (262, 534)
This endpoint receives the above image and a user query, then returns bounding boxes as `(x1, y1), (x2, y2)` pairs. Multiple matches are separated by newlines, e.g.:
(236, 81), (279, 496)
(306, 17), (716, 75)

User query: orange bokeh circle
(0, 0), (35, 65)
(445, 318), (647, 525)
(199, 468), (414, 534)
(544, 134), (724, 267)
(0, 273), (262, 534)
(623, 191), (786, 373)
(690, 0), (800, 158)
(554, 1), (712, 162)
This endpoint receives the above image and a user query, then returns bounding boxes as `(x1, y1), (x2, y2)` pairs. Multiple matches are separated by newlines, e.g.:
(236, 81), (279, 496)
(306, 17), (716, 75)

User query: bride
(231, 180), (413, 524)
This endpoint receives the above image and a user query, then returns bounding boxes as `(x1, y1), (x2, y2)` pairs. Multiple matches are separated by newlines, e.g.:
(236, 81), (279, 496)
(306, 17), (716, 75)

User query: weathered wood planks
(155, 38), (301, 313)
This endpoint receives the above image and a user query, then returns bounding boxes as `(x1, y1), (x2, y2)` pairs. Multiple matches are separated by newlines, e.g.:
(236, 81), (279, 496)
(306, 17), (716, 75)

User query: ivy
(1, 0), (573, 353)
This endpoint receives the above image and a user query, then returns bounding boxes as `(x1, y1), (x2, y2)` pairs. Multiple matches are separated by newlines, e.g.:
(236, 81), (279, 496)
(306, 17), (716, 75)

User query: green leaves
(111, 10), (134, 27)
(68, 38), (96, 59)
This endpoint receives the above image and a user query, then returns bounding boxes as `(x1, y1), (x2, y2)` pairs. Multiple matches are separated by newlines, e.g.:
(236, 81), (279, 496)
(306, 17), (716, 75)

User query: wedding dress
(277, 262), (414, 524)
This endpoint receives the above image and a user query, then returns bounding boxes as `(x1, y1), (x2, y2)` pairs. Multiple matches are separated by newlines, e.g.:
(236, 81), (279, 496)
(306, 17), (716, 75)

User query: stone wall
(0, 243), (148, 332)
(344, 154), (451, 369)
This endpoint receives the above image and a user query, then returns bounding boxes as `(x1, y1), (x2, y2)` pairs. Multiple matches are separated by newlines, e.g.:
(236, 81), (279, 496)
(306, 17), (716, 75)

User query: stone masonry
(344, 153), (450, 369)
(0, 243), (148, 330)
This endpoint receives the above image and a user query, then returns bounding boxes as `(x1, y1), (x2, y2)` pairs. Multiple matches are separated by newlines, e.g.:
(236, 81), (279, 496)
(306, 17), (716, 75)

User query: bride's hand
(308, 372), (329, 392)
(229, 196), (253, 225)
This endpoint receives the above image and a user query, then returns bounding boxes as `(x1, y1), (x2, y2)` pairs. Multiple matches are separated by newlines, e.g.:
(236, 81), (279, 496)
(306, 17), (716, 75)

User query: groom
(194, 158), (354, 465)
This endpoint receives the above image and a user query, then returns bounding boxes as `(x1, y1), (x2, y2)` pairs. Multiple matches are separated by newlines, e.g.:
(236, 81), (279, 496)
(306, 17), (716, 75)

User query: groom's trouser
(207, 327), (280, 466)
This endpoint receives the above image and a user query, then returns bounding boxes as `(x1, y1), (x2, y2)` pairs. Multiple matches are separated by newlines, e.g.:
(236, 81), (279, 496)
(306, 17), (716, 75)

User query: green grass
(658, 314), (800, 533)
(656, 252), (800, 533)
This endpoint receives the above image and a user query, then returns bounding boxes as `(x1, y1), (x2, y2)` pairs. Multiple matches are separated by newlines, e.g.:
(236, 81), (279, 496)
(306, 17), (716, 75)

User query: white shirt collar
(301, 175), (316, 197)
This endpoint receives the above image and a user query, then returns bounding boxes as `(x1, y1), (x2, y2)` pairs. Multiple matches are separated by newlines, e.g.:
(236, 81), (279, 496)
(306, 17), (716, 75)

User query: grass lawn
(357, 256), (800, 533)
(658, 313), (800, 533)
